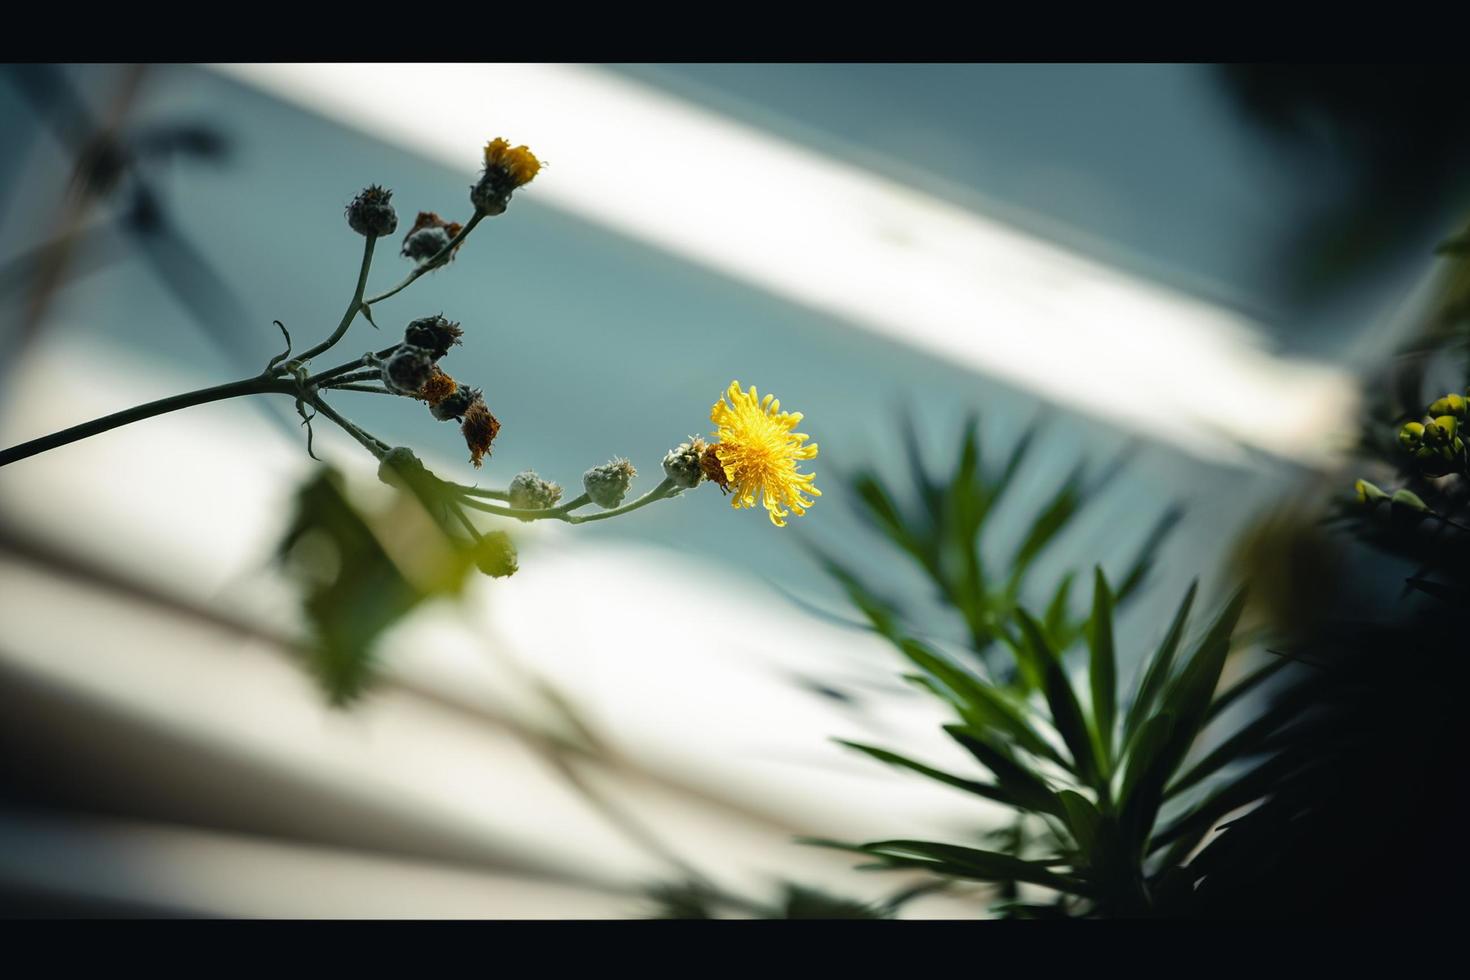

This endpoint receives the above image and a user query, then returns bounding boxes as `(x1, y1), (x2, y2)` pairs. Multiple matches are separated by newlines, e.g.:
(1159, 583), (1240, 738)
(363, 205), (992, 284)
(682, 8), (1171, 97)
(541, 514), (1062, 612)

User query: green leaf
(944, 725), (1065, 817)
(846, 839), (1089, 894)
(1042, 570), (1077, 644)
(1018, 609), (1102, 790)
(1121, 581), (1196, 748)
(1167, 679), (1317, 798)
(1088, 567), (1117, 766)
(835, 740), (1019, 809)
(1116, 711), (1177, 855)
(1203, 655), (1293, 724)
(897, 638), (1068, 768)
(1009, 465), (1084, 582)
(1056, 789), (1102, 855)
(1157, 587), (1250, 751)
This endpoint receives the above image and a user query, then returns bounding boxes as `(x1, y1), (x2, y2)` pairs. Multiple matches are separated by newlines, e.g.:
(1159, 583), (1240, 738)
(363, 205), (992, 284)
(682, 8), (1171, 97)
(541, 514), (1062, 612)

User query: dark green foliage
(813, 419), (1308, 916)
(644, 878), (939, 920)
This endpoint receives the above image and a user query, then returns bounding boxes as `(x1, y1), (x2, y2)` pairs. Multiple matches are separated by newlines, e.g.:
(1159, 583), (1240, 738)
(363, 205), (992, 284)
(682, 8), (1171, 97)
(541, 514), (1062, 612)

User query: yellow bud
(1391, 488), (1431, 514)
(1399, 421), (1425, 449)
(1355, 479), (1389, 506)
(1428, 393), (1467, 418)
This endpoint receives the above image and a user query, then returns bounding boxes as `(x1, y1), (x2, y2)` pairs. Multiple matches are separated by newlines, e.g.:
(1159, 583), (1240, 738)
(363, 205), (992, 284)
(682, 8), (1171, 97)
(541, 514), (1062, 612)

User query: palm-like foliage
(811, 420), (1301, 917)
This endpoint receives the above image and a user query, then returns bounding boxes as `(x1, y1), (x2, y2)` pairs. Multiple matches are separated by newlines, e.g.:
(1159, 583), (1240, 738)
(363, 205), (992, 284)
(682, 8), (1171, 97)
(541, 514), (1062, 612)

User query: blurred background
(0, 63), (1464, 917)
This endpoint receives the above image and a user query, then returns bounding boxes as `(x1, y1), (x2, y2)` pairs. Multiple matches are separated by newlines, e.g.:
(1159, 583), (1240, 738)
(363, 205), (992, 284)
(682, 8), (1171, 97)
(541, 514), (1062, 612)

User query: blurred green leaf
(944, 725), (1065, 817)
(1121, 581), (1197, 749)
(1018, 609), (1102, 790)
(1088, 567), (1117, 766)
(836, 740), (1022, 809)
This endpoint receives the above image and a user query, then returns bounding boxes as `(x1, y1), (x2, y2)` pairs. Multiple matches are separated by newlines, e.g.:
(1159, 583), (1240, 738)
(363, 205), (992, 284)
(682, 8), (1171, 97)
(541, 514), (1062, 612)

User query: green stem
(295, 234), (377, 366)
(567, 479), (678, 524)
(364, 212), (483, 308)
(0, 375), (291, 468)
(308, 395), (389, 459)
(460, 492), (595, 522)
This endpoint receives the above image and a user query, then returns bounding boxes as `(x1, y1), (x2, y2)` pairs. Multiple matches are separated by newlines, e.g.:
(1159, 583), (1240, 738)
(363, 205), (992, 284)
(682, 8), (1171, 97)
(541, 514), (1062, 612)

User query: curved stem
(460, 492), (594, 522)
(0, 375), (290, 468)
(364, 212), (483, 308)
(294, 235), (377, 366)
(566, 479), (678, 524)
(307, 395), (389, 460)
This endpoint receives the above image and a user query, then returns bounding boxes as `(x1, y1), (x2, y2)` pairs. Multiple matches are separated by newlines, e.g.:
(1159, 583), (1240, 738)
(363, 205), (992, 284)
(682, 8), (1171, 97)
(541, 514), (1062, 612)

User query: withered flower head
(431, 384), (482, 422)
(380, 345), (436, 396)
(403, 314), (464, 361)
(345, 184), (398, 238)
(416, 366), (458, 406)
(401, 211), (465, 263)
(699, 443), (730, 493)
(461, 396), (501, 468)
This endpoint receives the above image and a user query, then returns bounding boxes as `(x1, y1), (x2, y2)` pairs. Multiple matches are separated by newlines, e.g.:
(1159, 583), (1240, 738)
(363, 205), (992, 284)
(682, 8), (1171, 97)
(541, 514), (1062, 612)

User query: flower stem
(294, 234), (377, 366)
(0, 375), (291, 468)
(364, 212), (483, 308)
(566, 479), (678, 524)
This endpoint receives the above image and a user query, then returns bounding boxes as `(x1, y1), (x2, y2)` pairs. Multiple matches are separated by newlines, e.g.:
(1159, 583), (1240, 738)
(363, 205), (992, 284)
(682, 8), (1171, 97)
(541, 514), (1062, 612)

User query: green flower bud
(474, 531), (518, 578)
(661, 436), (709, 490)
(508, 471), (563, 513)
(1428, 393), (1467, 418)
(583, 457), (637, 509)
(1399, 421), (1426, 450)
(345, 185), (398, 238)
(1354, 479), (1390, 506)
(1391, 488), (1431, 514)
(1429, 415), (1459, 444)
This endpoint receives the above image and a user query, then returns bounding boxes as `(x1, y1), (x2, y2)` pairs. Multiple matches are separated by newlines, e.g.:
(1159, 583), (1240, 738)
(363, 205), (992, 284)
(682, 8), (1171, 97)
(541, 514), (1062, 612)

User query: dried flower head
(380, 345), (436, 396)
(471, 138), (541, 215)
(708, 381), (820, 527)
(416, 366), (458, 406)
(431, 384), (482, 422)
(403, 314), (464, 360)
(583, 457), (637, 509)
(400, 211), (465, 264)
(461, 397), (501, 468)
(700, 443), (729, 492)
(345, 185), (398, 238)
(662, 435), (709, 490)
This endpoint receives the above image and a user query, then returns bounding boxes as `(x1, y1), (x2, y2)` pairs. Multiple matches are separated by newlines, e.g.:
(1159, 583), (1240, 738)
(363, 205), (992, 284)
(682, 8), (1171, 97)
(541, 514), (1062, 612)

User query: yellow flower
(708, 381), (820, 527)
(482, 138), (542, 188)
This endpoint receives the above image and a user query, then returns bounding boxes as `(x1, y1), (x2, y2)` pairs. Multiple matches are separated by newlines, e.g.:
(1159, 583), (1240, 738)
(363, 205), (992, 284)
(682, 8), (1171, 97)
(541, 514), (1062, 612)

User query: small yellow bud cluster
(1398, 390), (1469, 477)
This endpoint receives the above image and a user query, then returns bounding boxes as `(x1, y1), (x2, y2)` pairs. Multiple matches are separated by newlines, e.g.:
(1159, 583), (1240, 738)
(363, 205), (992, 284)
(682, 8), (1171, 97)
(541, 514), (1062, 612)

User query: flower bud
(431, 384), (481, 422)
(403, 314), (464, 360)
(583, 457), (637, 509)
(1390, 489), (1432, 520)
(1398, 421), (1425, 450)
(1428, 393), (1467, 419)
(1354, 478), (1389, 506)
(508, 470), (563, 513)
(661, 436), (708, 490)
(1427, 415), (1459, 445)
(474, 530), (518, 578)
(377, 446), (427, 489)
(345, 185), (398, 238)
(471, 138), (541, 216)
(380, 345), (436, 396)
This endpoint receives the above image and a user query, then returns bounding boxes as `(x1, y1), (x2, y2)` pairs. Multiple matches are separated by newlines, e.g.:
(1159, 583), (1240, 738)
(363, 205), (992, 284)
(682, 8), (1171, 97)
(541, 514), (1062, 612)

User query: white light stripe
(212, 63), (1355, 464)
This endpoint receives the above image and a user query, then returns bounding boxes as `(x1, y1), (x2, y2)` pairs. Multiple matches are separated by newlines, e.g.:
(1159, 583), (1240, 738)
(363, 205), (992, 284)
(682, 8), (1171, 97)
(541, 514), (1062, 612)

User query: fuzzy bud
(401, 226), (451, 263)
(431, 385), (481, 422)
(583, 457), (637, 509)
(403, 315), (464, 360)
(345, 185), (398, 238)
(661, 436), (709, 490)
(508, 471), (563, 513)
(474, 530), (518, 578)
(380, 345), (436, 396)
